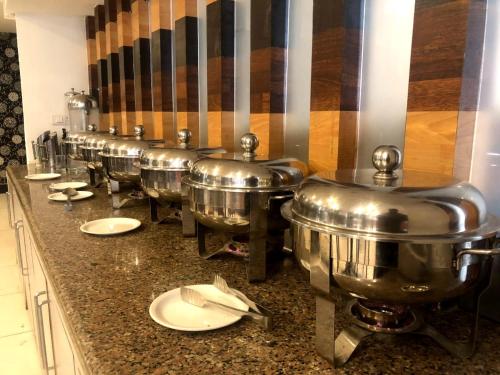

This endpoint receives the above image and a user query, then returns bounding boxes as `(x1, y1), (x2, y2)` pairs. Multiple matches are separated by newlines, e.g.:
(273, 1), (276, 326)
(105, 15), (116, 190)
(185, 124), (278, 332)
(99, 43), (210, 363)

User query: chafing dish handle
(457, 249), (500, 270)
(268, 193), (294, 204)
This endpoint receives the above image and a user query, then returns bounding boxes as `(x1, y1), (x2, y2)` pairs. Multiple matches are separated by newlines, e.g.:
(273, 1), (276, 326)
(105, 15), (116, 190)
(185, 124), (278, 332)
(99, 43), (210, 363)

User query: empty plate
(80, 217), (141, 236)
(149, 284), (249, 332)
(50, 181), (88, 191)
(25, 173), (61, 181)
(48, 191), (94, 202)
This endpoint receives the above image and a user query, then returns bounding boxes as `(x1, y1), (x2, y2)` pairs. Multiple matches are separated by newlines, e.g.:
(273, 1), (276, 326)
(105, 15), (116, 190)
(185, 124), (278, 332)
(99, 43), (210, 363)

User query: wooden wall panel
(85, 16), (99, 101)
(132, 0), (154, 137)
(117, 0), (135, 134)
(404, 0), (471, 175)
(175, 0), (199, 146)
(454, 0), (487, 180)
(308, 0), (363, 172)
(206, 0), (235, 151)
(105, 0), (122, 129)
(151, 0), (175, 141)
(95, 5), (109, 129)
(249, 0), (288, 158)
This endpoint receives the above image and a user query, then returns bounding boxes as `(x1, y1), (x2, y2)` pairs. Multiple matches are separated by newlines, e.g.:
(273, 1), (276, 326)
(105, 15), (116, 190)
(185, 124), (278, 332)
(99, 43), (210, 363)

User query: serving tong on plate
(180, 274), (273, 330)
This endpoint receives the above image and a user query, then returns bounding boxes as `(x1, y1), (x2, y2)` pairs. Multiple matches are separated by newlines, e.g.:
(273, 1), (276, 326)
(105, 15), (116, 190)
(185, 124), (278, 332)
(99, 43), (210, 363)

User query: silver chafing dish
(281, 145), (500, 366)
(139, 129), (224, 235)
(183, 133), (307, 281)
(63, 124), (102, 161)
(100, 125), (164, 208)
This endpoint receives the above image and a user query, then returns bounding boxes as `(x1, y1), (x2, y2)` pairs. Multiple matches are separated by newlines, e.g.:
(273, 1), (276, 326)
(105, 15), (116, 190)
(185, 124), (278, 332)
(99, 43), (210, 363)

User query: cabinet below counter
(6, 165), (500, 374)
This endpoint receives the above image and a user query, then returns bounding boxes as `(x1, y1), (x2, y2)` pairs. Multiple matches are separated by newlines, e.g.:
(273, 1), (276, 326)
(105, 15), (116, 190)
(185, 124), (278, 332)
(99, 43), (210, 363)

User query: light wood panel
(131, 0), (153, 137)
(175, 0), (199, 145)
(105, 0), (121, 129)
(95, 5), (109, 129)
(151, 0), (174, 141)
(249, 0), (288, 158)
(404, 0), (471, 175)
(206, 0), (235, 151)
(117, 0), (135, 134)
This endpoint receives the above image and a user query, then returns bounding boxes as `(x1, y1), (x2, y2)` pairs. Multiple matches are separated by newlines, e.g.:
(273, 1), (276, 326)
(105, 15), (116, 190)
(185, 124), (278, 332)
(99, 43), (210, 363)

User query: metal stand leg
(247, 193), (267, 282)
(334, 325), (373, 366)
(150, 197), (159, 223)
(315, 295), (336, 364)
(181, 196), (196, 237)
(197, 222), (208, 257)
(89, 167), (97, 186)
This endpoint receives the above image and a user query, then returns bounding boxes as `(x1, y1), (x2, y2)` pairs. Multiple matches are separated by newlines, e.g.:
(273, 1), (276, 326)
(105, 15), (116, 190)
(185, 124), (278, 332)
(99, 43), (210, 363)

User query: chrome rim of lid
(101, 138), (152, 157)
(184, 133), (306, 192)
(286, 145), (496, 241)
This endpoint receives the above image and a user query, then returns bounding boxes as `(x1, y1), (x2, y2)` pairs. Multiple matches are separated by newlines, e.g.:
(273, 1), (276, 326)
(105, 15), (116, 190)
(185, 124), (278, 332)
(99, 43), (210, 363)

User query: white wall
(16, 14), (88, 161)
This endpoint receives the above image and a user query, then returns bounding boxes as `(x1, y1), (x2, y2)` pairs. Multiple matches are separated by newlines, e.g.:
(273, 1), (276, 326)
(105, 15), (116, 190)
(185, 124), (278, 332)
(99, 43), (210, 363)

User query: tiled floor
(0, 194), (42, 375)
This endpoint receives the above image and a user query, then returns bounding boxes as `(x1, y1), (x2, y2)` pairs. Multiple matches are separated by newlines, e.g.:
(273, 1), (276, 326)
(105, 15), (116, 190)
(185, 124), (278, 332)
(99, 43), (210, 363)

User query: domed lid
(286, 145), (495, 241)
(68, 90), (98, 111)
(65, 124), (100, 144)
(139, 128), (225, 170)
(184, 133), (307, 191)
(101, 138), (154, 157)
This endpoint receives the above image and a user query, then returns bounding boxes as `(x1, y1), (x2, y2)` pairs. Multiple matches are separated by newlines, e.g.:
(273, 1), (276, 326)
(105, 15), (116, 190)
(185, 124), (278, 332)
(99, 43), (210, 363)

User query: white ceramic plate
(48, 191), (94, 202)
(149, 284), (249, 332)
(80, 217), (141, 236)
(49, 181), (88, 191)
(25, 173), (61, 181)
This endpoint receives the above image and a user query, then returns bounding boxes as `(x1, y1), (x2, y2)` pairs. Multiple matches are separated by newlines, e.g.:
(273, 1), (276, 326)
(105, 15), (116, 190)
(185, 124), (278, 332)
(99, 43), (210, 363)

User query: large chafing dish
(183, 133), (307, 281)
(139, 129), (224, 235)
(100, 125), (163, 208)
(281, 145), (500, 366)
(63, 124), (102, 161)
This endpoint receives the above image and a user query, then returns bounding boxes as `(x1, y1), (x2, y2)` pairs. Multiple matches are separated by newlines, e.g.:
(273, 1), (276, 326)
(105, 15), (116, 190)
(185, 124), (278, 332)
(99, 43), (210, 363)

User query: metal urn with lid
(100, 125), (164, 208)
(183, 133), (307, 281)
(67, 90), (99, 132)
(139, 129), (225, 234)
(281, 145), (500, 366)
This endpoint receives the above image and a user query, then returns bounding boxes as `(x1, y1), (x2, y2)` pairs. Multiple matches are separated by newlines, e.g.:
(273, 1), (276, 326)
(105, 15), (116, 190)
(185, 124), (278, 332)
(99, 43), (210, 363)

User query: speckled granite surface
(7, 165), (500, 375)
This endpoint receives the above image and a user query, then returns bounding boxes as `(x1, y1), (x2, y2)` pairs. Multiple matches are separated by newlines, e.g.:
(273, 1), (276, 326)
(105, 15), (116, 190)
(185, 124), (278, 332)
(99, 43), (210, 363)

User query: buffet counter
(6, 165), (500, 374)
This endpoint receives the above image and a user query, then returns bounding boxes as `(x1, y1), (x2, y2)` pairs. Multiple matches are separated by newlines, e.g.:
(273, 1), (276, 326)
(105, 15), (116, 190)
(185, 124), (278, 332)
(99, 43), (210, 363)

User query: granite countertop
(7, 165), (500, 374)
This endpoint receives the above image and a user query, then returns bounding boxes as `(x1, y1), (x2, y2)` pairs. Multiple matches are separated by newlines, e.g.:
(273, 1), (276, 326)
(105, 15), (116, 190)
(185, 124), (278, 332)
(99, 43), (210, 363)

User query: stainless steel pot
(183, 133), (307, 280)
(100, 126), (163, 186)
(280, 145), (500, 365)
(140, 129), (224, 204)
(63, 124), (102, 161)
(281, 145), (500, 304)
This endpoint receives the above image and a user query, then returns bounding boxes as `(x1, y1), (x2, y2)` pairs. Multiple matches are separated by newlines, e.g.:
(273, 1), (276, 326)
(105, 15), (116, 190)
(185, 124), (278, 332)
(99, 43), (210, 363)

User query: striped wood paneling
(206, 0), (235, 151)
(404, 0), (471, 175)
(175, 0), (199, 146)
(131, 0), (154, 137)
(250, 0), (287, 158)
(105, 0), (122, 129)
(95, 5), (109, 129)
(151, 0), (175, 141)
(309, 0), (363, 172)
(454, 0), (487, 180)
(117, 0), (136, 134)
(85, 16), (99, 101)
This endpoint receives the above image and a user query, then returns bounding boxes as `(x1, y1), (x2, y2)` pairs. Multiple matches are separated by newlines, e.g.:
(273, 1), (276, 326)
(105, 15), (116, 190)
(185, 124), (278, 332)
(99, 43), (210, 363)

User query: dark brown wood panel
(206, 0), (235, 150)
(117, 0), (135, 134)
(131, 0), (154, 137)
(454, 0), (487, 180)
(95, 5), (109, 129)
(175, 0), (199, 146)
(105, 0), (121, 129)
(151, 0), (174, 141)
(250, 0), (288, 158)
(404, 0), (473, 175)
(85, 16), (99, 101)
(336, 0), (363, 169)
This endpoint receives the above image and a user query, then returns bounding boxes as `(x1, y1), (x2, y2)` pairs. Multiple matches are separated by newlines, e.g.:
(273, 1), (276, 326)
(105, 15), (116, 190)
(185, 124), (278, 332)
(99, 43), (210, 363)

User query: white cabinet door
(48, 282), (76, 375)
(31, 245), (56, 375)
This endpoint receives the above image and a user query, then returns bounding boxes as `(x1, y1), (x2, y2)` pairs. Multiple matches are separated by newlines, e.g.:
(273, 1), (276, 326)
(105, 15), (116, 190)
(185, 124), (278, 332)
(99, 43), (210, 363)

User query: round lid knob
(87, 124), (97, 132)
(177, 128), (192, 147)
(372, 145), (401, 181)
(134, 125), (145, 138)
(240, 133), (259, 158)
(109, 126), (118, 136)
